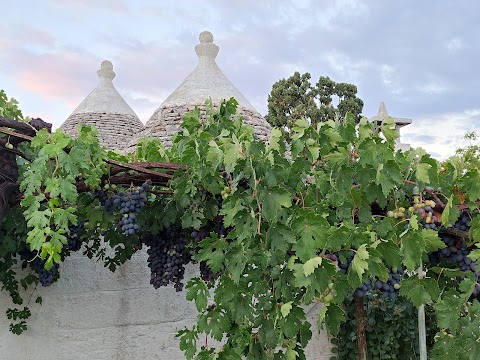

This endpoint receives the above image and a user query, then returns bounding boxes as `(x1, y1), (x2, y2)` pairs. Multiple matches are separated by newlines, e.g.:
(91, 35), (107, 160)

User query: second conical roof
(125, 31), (271, 151)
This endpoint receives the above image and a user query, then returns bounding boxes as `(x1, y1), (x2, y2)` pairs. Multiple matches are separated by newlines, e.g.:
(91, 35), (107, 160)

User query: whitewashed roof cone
(61, 60), (144, 150)
(369, 102), (412, 151)
(126, 31), (271, 151)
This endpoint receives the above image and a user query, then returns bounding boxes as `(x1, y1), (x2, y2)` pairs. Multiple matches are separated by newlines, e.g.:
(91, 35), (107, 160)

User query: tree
(448, 131), (480, 173)
(265, 71), (364, 132)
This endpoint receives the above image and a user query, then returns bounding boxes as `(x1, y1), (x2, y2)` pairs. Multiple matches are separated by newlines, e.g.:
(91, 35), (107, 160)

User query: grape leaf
(380, 116), (399, 142)
(303, 257), (322, 277)
(186, 278), (210, 312)
(416, 163), (431, 183)
(350, 244), (369, 282)
(281, 301), (293, 317)
(401, 231), (424, 270)
(470, 217), (480, 242)
(325, 304), (344, 336)
(400, 276), (440, 307)
(442, 195), (460, 226)
(422, 229), (445, 252)
(458, 169), (480, 201)
(258, 185), (292, 222)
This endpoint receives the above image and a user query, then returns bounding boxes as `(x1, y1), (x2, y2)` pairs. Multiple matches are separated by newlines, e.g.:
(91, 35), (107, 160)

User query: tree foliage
(0, 92), (479, 360)
(448, 131), (480, 174)
(265, 71), (364, 132)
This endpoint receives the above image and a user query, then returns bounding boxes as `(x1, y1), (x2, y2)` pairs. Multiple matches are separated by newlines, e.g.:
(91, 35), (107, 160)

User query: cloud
(47, 0), (131, 14)
(415, 77), (448, 94)
(14, 25), (56, 47)
(446, 37), (465, 52)
(401, 108), (480, 160)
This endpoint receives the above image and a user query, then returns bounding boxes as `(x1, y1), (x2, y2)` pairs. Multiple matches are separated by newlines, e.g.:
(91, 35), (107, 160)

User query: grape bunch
(19, 249), (59, 287)
(354, 279), (372, 298)
(34, 257), (60, 287)
(454, 210), (471, 231)
(429, 211), (480, 300)
(407, 198), (438, 230)
(435, 234), (476, 272)
(95, 181), (150, 235)
(95, 189), (115, 214)
(338, 254), (352, 273)
(372, 268), (403, 300)
(117, 182), (149, 235)
(66, 223), (84, 252)
(142, 227), (191, 292)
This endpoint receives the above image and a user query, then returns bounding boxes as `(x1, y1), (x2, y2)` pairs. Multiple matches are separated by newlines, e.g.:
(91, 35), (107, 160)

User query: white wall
(0, 252), (333, 360)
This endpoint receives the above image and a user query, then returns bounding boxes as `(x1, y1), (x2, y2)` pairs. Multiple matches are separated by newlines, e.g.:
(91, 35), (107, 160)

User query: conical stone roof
(125, 31), (271, 151)
(61, 60), (144, 150)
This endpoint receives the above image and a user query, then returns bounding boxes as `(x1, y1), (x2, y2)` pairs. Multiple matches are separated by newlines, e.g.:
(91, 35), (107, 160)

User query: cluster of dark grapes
(354, 268), (403, 300)
(454, 211), (471, 231)
(96, 182), (150, 235)
(19, 249), (60, 287)
(142, 227), (191, 292)
(429, 211), (480, 299)
(435, 235), (476, 272)
(34, 257), (60, 287)
(354, 280), (372, 298)
(66, 223), (84, 252)
(374, 268), (403, 300)
(116, 183), (149, 235)
(95, 189), (115, 214)
(338, 254), (352, 273)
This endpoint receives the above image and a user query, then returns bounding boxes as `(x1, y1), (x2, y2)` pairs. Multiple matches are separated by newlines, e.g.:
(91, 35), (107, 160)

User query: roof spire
(195, 31), (219, 60)
(97, 60), (116, 81)
(377, 102), (388, 118)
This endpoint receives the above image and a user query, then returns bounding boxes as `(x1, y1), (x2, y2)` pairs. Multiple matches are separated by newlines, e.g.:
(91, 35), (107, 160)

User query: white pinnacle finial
(199, 31), (214, 43)
(97, 60), (116, 81)
(195, 31), (219, 59)
(377, 102), (388, 118)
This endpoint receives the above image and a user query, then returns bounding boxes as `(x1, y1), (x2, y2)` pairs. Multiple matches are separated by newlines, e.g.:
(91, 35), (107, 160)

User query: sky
(1, 0), (479, 159)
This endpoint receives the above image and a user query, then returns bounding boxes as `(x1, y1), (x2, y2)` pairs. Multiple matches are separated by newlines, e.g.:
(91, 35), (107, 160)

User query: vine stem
(106, 159), (173, 180)
(354, 296), (367, 360)
(0, 128), (33, 141)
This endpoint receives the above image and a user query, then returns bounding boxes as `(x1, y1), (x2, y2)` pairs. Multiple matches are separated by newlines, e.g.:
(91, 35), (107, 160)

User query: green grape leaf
(380, 116), (399, 142)
(400, 276), (440, 307)
(258, 185), (292, 222)
(186, 278), (210, 312)
(423, 229), (446, 252)
(442, 195), (460, 226)
(401, 231), (425, 270)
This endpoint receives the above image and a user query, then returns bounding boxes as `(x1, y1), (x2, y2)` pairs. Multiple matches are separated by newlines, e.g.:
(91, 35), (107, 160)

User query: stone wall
(0, 250), (333, 360)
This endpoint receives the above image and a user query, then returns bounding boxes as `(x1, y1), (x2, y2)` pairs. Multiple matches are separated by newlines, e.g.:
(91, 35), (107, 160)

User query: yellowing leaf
(281, 301), (293, 317)
(416, 163), (431, 183)
(351, 244), (369, 282)
(303, 256), (322, 276)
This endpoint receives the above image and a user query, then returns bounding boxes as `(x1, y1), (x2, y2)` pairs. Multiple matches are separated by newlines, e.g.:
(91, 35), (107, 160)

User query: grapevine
(0, 93), (479, 360)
